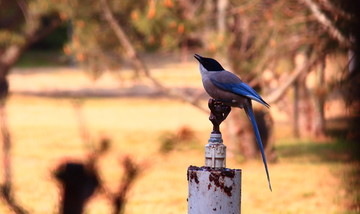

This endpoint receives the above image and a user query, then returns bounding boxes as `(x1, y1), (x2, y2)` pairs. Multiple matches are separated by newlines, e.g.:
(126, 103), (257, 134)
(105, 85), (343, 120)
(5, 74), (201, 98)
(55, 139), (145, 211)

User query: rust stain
(188, 166), (239, 196)
(187, 166), (200, 184)
(208, 169), (236, 197)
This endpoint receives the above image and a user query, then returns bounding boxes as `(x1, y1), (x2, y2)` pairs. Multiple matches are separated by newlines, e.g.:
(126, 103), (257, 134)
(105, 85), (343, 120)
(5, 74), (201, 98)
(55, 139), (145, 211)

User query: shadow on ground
(276, 115), (360, 212)
(276, 139), (353, 163)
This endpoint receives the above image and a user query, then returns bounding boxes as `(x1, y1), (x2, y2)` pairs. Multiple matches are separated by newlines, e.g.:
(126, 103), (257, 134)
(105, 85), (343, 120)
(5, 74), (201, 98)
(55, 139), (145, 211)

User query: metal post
(187, 99), (241, 214)
(205, 133), (226, 168)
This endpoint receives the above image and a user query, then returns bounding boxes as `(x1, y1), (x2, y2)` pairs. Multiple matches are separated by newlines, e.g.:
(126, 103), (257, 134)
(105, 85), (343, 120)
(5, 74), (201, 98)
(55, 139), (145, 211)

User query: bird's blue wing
(244, 104), (272, 191)
(210, 78), (270, 108)
(208, 71), (272, 190)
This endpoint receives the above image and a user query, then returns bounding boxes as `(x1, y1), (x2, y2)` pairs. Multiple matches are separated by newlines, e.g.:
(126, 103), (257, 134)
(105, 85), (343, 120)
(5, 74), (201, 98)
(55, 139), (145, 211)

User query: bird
(194, 54), (272, 191)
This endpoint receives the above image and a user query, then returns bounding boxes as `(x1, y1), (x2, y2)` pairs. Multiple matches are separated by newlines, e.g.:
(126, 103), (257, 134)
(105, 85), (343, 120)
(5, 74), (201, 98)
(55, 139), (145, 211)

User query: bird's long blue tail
(244, 104), (272, 191)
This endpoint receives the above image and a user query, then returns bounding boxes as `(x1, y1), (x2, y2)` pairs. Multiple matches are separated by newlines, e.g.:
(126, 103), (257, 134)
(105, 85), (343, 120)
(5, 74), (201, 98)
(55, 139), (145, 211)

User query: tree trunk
(226, 108), (256, 159)
(312, 59), (326, 138)
(0, 45), (24, 79)
(54, 162), (99, 214)
(301, 0), (350, 48)
(0, 12), (61, 213)
(217, 0), (228, 37)
(203, 0), (216, 51)
(0, 15), (62, 79)
(293, 80), (300, 138)
(225, 108), (276, 161)
(292, 52), (315, 138)
(297, 71), (314, 138)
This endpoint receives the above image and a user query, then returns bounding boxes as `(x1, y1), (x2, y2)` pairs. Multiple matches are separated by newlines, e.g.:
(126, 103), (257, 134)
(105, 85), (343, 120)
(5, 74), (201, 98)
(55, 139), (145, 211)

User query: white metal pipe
(205, 133), (226, 168)
(187, 133), (241, 214)
(187, 166), (241, 214)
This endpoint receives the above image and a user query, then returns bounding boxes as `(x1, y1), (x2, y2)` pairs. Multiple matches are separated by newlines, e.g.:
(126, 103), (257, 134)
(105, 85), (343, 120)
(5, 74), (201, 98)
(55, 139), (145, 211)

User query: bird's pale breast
(202, 76), (247, 108)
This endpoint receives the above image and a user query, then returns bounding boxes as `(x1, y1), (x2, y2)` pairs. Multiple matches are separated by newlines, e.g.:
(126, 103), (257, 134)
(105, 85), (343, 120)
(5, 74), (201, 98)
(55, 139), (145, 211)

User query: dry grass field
(0, 60), (358, 214)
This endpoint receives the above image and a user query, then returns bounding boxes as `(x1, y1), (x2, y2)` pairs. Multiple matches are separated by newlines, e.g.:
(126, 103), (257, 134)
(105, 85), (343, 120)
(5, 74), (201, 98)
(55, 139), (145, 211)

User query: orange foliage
(147, 0), (156, 19)
(131, 11), (139, 21)
(76, 20), (85, 28)
(59, 12), (68, 21)
(177, 24), (184, 34)
(76, 53), (85, 62)
(148, 35), (155, 44)
(63, 45), (71, 56)
(168, 21), (177, 28)
(208, 43), (217, 53)
(164, 0), (174, 8)
(270, 39), (276, 48)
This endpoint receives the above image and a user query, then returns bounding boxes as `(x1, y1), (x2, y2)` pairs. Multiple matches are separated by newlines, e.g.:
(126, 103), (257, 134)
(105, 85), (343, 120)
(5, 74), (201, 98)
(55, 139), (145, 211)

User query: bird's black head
(194, 54), (225, 71)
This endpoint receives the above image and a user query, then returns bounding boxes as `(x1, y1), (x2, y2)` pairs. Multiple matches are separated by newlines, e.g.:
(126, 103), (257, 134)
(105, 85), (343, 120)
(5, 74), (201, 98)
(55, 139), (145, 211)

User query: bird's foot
(208, 99), (231, 134)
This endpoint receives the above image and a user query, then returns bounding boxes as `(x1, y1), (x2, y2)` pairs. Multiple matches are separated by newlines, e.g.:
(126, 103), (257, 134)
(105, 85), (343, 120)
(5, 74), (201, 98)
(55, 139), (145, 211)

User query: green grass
(276, 139), (360, 214)
(2, 62), (359, 213)
(15, 50), (69, 67)
(0, 95), (358, 214)
(276, 139), (352, 163)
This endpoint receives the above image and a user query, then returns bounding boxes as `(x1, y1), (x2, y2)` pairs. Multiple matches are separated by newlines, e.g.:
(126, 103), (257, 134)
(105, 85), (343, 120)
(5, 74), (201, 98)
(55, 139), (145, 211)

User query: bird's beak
(194, 54), (202, 62)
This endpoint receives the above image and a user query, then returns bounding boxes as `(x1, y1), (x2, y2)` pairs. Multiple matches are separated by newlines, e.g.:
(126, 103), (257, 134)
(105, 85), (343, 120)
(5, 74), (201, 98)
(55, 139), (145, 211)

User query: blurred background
(0, 0), (359, 213)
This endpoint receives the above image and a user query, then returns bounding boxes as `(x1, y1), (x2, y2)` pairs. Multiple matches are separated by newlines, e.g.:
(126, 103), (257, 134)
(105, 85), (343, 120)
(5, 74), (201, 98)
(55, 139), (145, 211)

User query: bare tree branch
(112, 157), (141, 214)
(72, 99), (92, 150)
(27, 17), (63, 44)
(0, 11), (62, 213)
(99, 0), (208, 112)
(0, 103), (28, 214)
(0, 45), (24, 79)
(100, 0), (151, 78)
(15, 0), (29, 23)
(177, 0), (202, 20)
(0, 16), (62, 79)
(217, 0), (229, 36)
(300, 0), (351, 47)
(318, 0), (351, 20)
(265, 53), (324, 104)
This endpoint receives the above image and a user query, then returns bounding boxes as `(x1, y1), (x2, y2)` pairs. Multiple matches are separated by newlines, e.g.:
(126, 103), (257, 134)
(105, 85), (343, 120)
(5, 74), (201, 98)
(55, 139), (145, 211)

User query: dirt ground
(0, 62), (357, 213)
